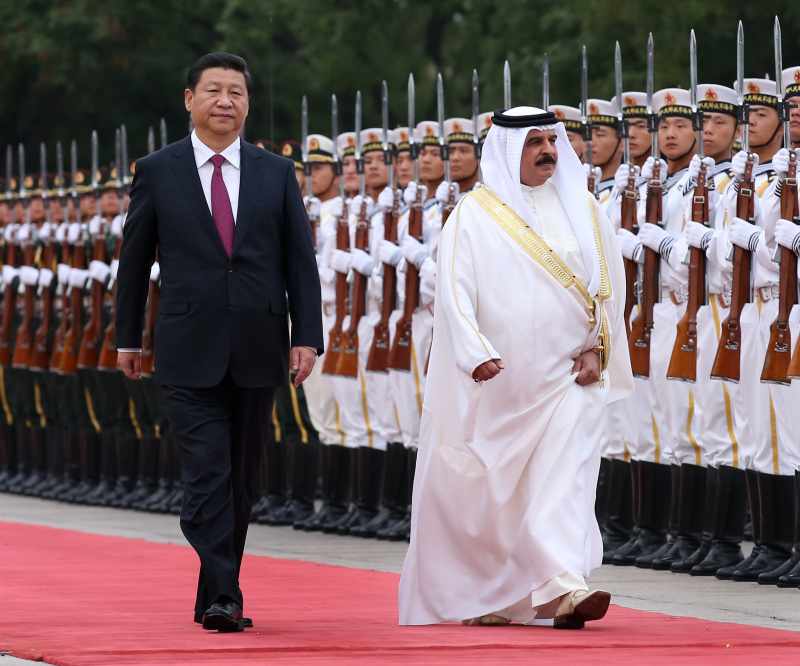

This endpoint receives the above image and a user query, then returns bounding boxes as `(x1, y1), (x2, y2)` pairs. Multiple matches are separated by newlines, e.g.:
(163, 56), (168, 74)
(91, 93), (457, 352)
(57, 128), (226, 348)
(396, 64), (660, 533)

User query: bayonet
(121, 124), (129, 186)
(69, 140), (78, 201)
(647, 33), (659, 159)
(472, 68), (481, 165)
(355, 90), (365, 197)
(503, 59), (511, 108)
(737, 21), (749, 153)
(56, 141), (65, 199)
(4, 146), (12, 198)
(90, 130), (99, 192)
(542, 54), (550, 109)
(437, 72), (450, 183)
(408, 73), (419, 184)
(301, 95), (312, 200)
(581, 44), (593, 167)
(775, 16), (790, 150)
(18, 144), (26, 200)
(615, 41), (629, 164)
(331, 93), (343, 197)
(690, 29), (703, 158)
(381, 80), (394, 189)
(160, 118), (168, 150)
(39, 142), (48, 206)
(147, 126), (155, 155)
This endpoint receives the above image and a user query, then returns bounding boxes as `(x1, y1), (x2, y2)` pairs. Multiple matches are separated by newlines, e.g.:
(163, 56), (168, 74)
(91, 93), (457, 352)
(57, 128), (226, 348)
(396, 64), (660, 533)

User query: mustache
(535, 155), (557, 165)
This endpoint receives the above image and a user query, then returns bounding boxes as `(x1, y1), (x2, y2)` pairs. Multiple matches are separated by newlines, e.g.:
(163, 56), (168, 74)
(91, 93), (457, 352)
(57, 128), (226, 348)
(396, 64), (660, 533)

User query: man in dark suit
(115, 52), (323, 632)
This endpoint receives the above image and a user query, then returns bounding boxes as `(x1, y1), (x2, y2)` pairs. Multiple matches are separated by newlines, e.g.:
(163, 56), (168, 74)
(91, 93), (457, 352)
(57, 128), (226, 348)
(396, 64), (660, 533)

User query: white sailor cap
(587, 99), (617, 127)
(697, 85), (738, 117)
(653, 88), (692, 118)
(548, 105), (582, 132)
(392, 127), (411, 152)
(305, 134), (335, 163)
(734, 78), (780, 108)
(444, 118), (474, 143)
(611, 92), (648, 118)
(414, 121), (439, 146)
(359, 128), (386, 154)
(336, 131), (356, 158)
(782, 67), (800, 99)
(477, 111), (493, 140)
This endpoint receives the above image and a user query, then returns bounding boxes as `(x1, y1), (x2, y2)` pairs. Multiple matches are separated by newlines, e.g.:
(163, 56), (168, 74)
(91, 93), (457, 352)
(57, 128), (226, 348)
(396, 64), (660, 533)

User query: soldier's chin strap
(749, 118), (783, 151)
(669, 136), (698, 167)
(593, 136), (623, 170)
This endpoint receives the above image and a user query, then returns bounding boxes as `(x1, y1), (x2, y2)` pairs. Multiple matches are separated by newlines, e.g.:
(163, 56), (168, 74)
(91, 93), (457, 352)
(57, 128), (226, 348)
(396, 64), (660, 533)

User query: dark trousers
(161, 374), (274, 616)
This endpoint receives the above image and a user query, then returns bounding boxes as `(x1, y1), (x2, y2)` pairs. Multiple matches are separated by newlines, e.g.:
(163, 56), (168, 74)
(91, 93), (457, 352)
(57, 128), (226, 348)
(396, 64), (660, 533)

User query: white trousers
(304, 311), (345, 446)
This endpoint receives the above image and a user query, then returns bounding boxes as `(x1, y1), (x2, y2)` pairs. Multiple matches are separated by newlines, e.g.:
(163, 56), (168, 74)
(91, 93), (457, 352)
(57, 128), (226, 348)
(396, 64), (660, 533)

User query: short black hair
(186, 52), (253, 94)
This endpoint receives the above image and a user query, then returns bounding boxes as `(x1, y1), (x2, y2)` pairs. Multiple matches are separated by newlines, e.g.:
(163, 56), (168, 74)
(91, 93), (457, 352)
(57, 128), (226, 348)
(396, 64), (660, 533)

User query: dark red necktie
(210, 154), (234, 256)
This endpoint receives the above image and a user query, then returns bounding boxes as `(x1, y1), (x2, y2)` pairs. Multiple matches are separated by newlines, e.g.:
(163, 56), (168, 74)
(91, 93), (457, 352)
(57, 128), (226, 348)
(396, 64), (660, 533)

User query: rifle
(11, 143), (35, 370)
(335, 195), (369, 377)
(711, 22), (754, 383)
(367, 81), (399, 372)
(762, 17), (798, 384)
(321, 200), (350, 375)
(59, 225), (87, 376)
(140, 265), (159, 377)
(388, 73), (421, 372)
(0, 224), (18, 368)
(628, 33), (660, 378)
(580, 44), (597, 197)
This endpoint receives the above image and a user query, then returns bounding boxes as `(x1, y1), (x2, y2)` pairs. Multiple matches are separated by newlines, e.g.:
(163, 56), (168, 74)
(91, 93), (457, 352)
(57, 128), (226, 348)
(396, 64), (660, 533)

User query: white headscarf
(480, 106), (602, 297)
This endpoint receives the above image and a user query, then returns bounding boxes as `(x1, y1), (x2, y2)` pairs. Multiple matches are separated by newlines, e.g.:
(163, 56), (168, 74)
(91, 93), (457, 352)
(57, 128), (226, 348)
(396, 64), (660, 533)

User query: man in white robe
(398, 107), (633, 628)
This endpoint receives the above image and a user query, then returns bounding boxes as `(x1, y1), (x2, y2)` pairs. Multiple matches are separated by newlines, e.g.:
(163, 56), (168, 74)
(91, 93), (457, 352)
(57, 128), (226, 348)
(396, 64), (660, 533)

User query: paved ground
(2, 491), (799, 665)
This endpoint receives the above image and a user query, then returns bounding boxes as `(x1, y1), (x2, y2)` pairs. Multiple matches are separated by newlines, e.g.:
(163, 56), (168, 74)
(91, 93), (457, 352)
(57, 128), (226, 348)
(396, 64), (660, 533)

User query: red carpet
(1, 521), (798, 665)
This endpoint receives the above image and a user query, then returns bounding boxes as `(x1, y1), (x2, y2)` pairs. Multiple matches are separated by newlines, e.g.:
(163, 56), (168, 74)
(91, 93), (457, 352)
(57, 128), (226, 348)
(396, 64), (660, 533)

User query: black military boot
(596, 457), (611, 531)
(757, 472), (797, 585)
(318, 446), (356, 533)
(7, 425), (32, 494)
(107, 431), (137, 507)
(639, 464), (682, 569)
(337, 447), (383, 535)
(691, 465), (746, 575)
(296, 444), (349, 531)
(731, 472), (792, 581)
(777, 471), (800, 588)
(351, 442), (408, 538)
(36, 424), (63, 496)
(665, 464), (713, 572)
(64, 430), (100, 503)
(117, 436), (158, 509)
(139, 434), (173, 511)
(21, 426), (47, 495)
(270, 440), (317, 526)
(378, 446), (416, 542)
(718, 468), (761, 579)
(53, 428), (81, 501)
(602, 459), (634, 558)
(84, 430), (117, 505)
(323, 447), (361, 534)
(255, 439), (288, 524)
(152, 436), (180, 513)
(612, 461), (670, 565)
(0, 423), (14, 491)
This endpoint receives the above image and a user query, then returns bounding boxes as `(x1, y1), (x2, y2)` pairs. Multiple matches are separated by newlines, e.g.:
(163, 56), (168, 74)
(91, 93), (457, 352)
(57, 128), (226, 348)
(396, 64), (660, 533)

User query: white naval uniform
(303, 196), (346, 446)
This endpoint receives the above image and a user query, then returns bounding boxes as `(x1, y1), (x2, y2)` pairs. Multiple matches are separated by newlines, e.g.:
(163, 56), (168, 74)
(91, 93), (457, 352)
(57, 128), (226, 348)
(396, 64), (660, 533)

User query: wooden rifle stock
(629, 163), (663, 377)
(140, 275), (159, 377)
(49, 239), (71, 372)
(59, 233), (87, 376)
(335, 199), (370, 377)
(322, 203), (350, 375)
(0, 233), (19, 367)
(30, 236), (57, 371)
(620, 168), (639, 337)
(711, 157), (756, 382)
(97, 236), (123, 371)
(667, 164), (709, 382)
(11, 238), (37, 369)
(388, 188), (424, 371)
(762, 153), (798, 384)
(366, 191), (400, 372)
(77, 224), (107, 369)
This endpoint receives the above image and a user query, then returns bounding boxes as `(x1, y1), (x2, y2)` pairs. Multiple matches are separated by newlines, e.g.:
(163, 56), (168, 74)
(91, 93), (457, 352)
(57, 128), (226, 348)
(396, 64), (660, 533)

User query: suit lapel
(169, 136), (228, 257)
(232, 142), (263, 256)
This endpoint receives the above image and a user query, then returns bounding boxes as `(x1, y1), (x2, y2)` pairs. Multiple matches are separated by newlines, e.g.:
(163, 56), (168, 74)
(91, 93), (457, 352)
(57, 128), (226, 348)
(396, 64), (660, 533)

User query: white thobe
(398, 181), (633, 625)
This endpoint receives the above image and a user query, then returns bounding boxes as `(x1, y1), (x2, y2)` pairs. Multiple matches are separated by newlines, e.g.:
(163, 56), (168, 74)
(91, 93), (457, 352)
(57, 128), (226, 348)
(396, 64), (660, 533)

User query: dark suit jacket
(115, 135), (323, 388)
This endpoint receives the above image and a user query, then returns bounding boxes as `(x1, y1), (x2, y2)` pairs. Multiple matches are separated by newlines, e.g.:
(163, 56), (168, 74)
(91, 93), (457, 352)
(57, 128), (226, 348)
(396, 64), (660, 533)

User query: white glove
(435, 180), (460, 204)
(17, 223), (32, 242)
(731, 150), (758, 181)
(149, 262), (160, 282)
(55, 223), (68, 243)
(57, 263), (71, 284)
(1, 265), (18, 285)
(88, 260), (110, 284)
(378, 239), (402, 266)
(329, 197), (344, 218)
(68, 268), (89, 289)
(728, 217), (762, 251)
(110, 215), (124, 238)
(350, 248), (374, 276)
(38, 268), (54, 288)
(377, 186), (394, 211)
(20, 266), (39, 286)
(583, 163), (601, 186)
(3, 224), (18, 242)
(109, 259), (119, 282)
(350, 194), (374, 217)
(688, 155), (715, 182)
(401, 236), (430, 269)
(419, 257), (437, 306)
(641, 157), (668, 183)
(616, 228), (643, 263)
(88, 215), (103, 236)
(774, 218), (800, 254)
(67, 222), (81, 243)
(403, 182), (428, 206)
(772, 148), (792, 178)
(38, 222), (53, 242)
(613, 164), (639, 193)
(331, 249), (353, 274)
(304, 196), (321, 219)
(638, 222), (672, 254)
(685, 221), (714, 250)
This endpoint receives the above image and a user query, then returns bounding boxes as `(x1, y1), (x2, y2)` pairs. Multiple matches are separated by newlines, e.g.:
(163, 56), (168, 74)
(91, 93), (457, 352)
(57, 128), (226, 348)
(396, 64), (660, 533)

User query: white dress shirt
(191, 130), (241, 223)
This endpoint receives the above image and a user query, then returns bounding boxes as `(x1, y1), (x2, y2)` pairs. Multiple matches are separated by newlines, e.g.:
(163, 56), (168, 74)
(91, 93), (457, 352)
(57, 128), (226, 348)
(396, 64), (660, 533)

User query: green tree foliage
(3, 0), (800, 168)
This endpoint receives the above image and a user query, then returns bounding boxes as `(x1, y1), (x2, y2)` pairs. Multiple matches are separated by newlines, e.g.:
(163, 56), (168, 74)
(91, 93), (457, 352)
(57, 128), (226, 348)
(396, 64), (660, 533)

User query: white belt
(755, 284), (780, 303)
(661, 286), (688, 305)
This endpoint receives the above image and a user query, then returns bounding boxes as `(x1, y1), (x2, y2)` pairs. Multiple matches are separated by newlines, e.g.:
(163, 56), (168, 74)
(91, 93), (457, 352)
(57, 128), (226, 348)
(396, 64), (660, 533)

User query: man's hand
(290, 346), (317, 387)
(572, 349), (601, 386)
(117, 351), (142, 380)
(472, 359), (504, 383)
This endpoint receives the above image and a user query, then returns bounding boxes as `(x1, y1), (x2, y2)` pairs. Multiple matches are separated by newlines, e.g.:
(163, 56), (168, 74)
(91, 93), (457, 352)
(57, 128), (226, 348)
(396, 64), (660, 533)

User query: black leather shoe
(777, 558), (800, 587)
(195, 614), (252, 628)
(757, 553), (799, 586)
(202, 601), (244, 632)
(717, 545), (761, 580)
(669, 540), (709, 573)
(731, 544), (791, 582)
(611, 528), (665, 566)
(689, 542), (744, 576)
(635, 539), (676, 569)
